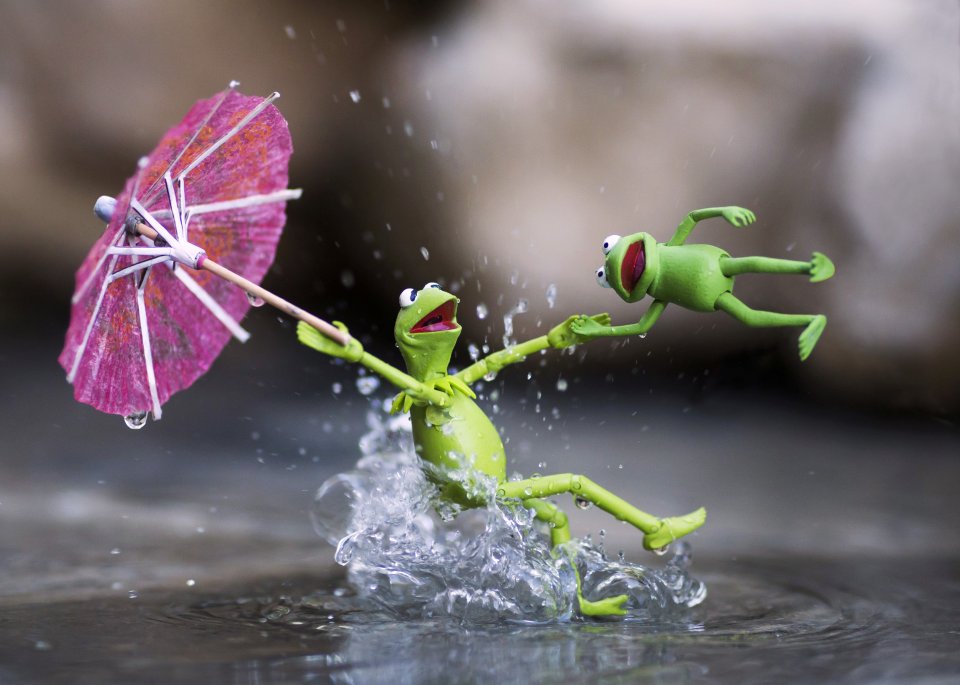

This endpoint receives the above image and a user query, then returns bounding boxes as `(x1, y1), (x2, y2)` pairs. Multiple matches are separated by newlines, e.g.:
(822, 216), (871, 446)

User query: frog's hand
(548, 313), (612, 348)
(297, 321), (363, 362)
(390, 390), (415, 415)
(569, 315), (615, 339)
(668, 206), (756, 246)
(446, 375), (477, 399)
(719, 206), (756, 228)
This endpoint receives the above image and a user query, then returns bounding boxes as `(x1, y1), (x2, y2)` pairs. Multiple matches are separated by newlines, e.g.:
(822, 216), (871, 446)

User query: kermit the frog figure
(298, 283), (706, 617)
(573, 206), (835, 360)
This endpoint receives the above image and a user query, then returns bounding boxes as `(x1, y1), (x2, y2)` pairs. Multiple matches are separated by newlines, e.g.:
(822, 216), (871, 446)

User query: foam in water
(312, 406), (706, 623)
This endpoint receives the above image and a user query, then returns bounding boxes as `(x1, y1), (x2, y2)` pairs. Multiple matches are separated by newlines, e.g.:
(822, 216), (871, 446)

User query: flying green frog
(297, 282), (706, 617)
(572, 207), (835, 360)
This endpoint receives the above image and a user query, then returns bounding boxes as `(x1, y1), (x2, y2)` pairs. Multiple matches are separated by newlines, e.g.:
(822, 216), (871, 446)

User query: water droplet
(284, 25), (296, 39)
(652, 544), (670, 556)
(382, 97), (391, 109)
(420, 246), (430, 261)
(546, 284), (557, 309)
(356, 376), (380, 395)
(467, 343), (480, 361)
(186, 579), (196, 587)
(341, 270), (355, 288)
(523, 487), (533, 497)
(34, 641), (52, 651)
(332, 382), (343, 395)
(349, 90), (361, 103)
(246, 292), (264, 307)
(483, 371), (497, 382)
(575, 496), (592, 510)
(110, 547), (120, 555)
(476, 303), (488, 320)
(403, 120), (414, 137)
(128, 590), (139, 599)
(618, 463), (623, 470)
(556, 378), (568, 392)
(123, 412), (147, 430)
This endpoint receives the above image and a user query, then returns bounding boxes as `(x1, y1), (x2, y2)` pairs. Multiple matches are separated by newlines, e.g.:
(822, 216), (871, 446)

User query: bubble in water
(356, 376), (380, 396)
(246, 292), (265, 307)
(575, 496), (592, 510)
(476, 303), (488, 320)
(546, 284), (558, 309)
(556, 378), (568, 392)
(124, 412), (148, 430)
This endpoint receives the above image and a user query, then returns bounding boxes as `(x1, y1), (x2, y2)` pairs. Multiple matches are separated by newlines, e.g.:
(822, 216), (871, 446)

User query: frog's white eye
(399, 287), (418, 307)
(595, 266), (612, 289)
(601, 234), (622, 255)
(424, 281), (441, 290)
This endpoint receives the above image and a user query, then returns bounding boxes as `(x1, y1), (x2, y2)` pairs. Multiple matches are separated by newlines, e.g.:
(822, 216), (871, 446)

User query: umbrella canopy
(60, 84), (301, 426)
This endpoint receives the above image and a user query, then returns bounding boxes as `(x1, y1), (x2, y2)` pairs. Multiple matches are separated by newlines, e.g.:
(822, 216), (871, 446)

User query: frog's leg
(715, 292), (827, 361)
(500, 474), (706, 551)
(720, 252), (835, 283)
(523, 497), (628, 617)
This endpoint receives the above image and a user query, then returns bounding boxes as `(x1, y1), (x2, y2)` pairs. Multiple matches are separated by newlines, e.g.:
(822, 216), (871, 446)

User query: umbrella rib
(108, 255), (171, 283)
(176, 92), (280, 181)
(135, 271), (163, 421)
(170, 267), (251, 343)
(139, 84), (236, 209)
(72, 226), (126, 304)
(67, 252), (121, 384)
(164, 173), (186, 242)
(149, 188), (303, 219)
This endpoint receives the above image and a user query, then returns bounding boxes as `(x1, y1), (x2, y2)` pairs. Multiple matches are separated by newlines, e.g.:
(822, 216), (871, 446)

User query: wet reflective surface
(2, 336), (959, 683)
(3, 557), (959, 684)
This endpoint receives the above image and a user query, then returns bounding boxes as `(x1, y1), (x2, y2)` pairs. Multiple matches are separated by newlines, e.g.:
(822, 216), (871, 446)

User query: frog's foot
(798, 315), (827, 362)
(643, 507), (706, 551)
(809, 252), (835, 283)
(579, 592), (628, 617)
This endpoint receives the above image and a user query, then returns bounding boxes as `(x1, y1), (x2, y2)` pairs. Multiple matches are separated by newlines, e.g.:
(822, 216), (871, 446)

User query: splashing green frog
(572, 207), (835, 360)
(297, 283), (706, 616)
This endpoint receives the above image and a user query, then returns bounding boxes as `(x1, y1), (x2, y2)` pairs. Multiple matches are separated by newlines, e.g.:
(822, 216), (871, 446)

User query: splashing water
(502, 299), (529, 348)
(311, 409), (706, 623)
(546, 283), (557, 309)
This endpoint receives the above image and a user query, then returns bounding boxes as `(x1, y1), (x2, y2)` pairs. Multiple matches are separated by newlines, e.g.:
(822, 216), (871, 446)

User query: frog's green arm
(667, 208), (726, 246)
(667, 206), (755, 246)
(455, 335), (551, 385)
(593, 300), (668, 337)
(296, 321), (450, 407)
(358, 351), (451, 406)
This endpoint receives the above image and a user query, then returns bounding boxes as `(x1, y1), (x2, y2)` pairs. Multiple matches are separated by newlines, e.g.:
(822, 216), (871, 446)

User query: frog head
(594, 232), (660, 302)
(394, 282), (461, 380)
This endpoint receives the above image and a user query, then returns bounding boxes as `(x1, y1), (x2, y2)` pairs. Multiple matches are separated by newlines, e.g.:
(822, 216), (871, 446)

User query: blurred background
(1, 0), (959, 674)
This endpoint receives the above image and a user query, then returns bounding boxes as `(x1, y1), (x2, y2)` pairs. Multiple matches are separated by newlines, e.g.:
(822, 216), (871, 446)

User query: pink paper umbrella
(60, 83), (347, 428)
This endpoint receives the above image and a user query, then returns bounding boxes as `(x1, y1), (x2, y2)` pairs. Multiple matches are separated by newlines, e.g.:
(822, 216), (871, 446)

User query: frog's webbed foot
(579, 592), (628, 617)
(643, 507), (707, 551)
(809, 252), (835, 283)
(798, 315), (827, 362)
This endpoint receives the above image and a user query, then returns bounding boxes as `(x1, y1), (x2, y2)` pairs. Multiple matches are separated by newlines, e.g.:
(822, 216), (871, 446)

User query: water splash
(311, 410), (706, 623)
(502, 299), (529, 348)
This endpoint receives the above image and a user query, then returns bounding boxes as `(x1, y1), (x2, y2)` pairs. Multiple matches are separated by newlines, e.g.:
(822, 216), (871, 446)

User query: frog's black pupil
(410, 291), (417, 301)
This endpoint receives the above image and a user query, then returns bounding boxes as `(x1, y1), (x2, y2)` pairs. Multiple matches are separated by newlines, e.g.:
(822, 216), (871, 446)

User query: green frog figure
(297, 283), (706, 616)
(572, 206), (835, 360)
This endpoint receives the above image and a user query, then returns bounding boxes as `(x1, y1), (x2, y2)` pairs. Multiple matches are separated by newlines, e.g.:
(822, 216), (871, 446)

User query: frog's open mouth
(620, 239), (646, 293)
(410, 299), (459, 334)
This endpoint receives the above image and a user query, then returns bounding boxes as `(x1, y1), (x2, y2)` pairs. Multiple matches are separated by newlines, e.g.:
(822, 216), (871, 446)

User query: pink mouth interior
(410, 299), (459, 334)
(620, 239), (646, 293)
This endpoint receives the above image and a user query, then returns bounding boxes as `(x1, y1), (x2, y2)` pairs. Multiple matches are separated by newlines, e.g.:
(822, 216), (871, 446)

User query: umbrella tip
(94, 196), (117, 224)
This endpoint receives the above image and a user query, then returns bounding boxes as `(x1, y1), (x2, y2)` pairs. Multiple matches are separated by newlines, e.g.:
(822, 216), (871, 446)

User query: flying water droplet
(556, 378), (568, 392)
(502, 299), (529, 347)
(356, 376), (380, 396)
(546, 284), (557, 309)
(349, 90), (362, 103)
(123, 412), (147, 430)
(476, 303), (488, 320)
(246, 292), (264, 307)
(332, 382), (343, 395)
(652, 544), (671, 557)
(575, 496), (592, 510)
(467, 343), (480, 360)
(420, 247), (430, 261)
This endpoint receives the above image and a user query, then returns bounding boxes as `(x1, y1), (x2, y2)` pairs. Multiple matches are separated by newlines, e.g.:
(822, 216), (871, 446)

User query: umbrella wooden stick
(132, 220), (350, 346)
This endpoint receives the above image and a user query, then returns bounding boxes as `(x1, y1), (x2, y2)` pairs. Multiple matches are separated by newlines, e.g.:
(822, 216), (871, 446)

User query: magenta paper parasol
(60, 83), (345, 428)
